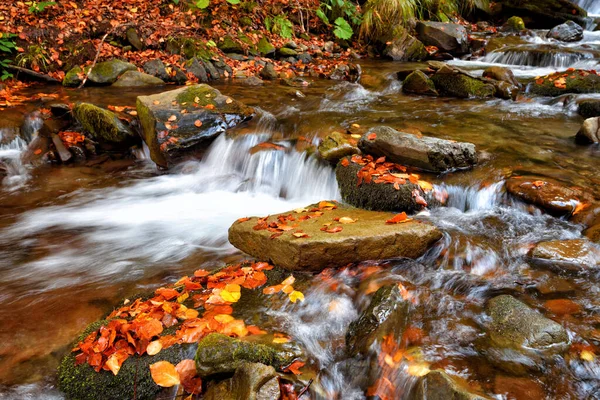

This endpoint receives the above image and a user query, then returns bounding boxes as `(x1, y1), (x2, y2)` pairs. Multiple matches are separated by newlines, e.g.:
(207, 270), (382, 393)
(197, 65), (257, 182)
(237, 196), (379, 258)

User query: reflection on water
(0, 49), (599, 398)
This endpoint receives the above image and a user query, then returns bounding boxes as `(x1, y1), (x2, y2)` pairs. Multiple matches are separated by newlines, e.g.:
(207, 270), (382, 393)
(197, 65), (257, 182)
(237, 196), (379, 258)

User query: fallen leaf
(168, 115), (177, 122)
(146, 340), (163, 356)
(289, 290), (305, 303)
(367, 133), (377, 140)
(284, 360), (305, 375)
(338, 217), (356, 224)
(194, 120), (203, 127)
(386, 212), (411, 224)
(150, 361), (181, 387)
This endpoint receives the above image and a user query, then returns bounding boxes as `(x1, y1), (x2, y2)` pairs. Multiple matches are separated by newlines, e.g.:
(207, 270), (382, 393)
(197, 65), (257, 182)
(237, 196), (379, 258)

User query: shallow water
(0, 45), (599, 399)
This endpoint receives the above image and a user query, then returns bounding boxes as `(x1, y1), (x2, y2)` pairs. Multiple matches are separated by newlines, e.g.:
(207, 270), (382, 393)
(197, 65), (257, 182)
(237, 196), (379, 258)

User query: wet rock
(143, 59), (170, 81)
(58, 320), (193, 400)
(87, 59), (137, 85)
(228, 202), (442, 271)
(278, 47), (298, 57)
(547, 20), (584, 42)
(530, 239), (600, 270)
(195, 333), (298, 377)
(578, 100), (600, 119)
(431, 65), (495, 99)
(126, 27), (144, 50)
(413, 370), (491, 400)
(584, 224), (600, 244)
(482, 66), (519, 87)
(416, 21), (469, 55)
(336, 159), (431, 212)
(493, 0), (587, 29)
(506, 177), (586, 216)
(218, 35), (244, 54)
(535, 274), (576, 295)
(383, 26), (428, 62)
(241, 76), (264, 86)
(358, 126), (477, 173)
(73, 103), (135, 145)
(203, 362), (280, 400)
(318, 131), (359, 163)
(402, 70), (438, 96)
(50, 133), (73, 163)
(346, 284), (410, 356)
(136, 84), (254, 167)
(185, 58), (209, 83)
(203, 60), (220, 81)
(258, 64), (276, 80)
(528, 70), (600, 97)
(330, 63), (362, 83)
(502, 16), (526, 32)
(257, 37), (275, 57)
(486, 295), (569, 350)
(62, 65), (85, 87)
(576, 117), (600, 144)
(112, 70), (164, 87)
(485, 35), (528, 53)
(493, 375), (545, 400)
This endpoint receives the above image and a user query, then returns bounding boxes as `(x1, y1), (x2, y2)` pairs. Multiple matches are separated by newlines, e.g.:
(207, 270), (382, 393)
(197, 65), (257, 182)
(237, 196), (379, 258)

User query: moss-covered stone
(415, 21), (468, 55)
(503, 16), (526, 32)
(413, 370), (491, 400)
(195, 334), (297, 377)
(63, 66), (85, 87)
(240, 16), (253, 27)
(58, 320), (194, 400)
(73, 103), (135, 144)
(111, 70), (164, 87)
(318, 131), (359, 163)
(257, 37), (275, 57)
(278, 47), (298, 57)
(528, 70), (600, 97)
(87, 60), (137, 85)
(382, 26), (428, 62)
(485, 35), (528, 53)
(218, 35), (244, 54)
(431, 68), (496, 98)
(403, 70), (438, 96)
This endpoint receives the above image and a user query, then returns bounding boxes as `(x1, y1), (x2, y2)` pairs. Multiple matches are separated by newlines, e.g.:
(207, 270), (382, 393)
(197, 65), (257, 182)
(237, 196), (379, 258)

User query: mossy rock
(73, 103), (135, 144)
(317, 131), (359, 163)
(403, 70), (438, 96)
(112, 70), (164, 87)
(278, 47), (298, 57)
(257, 37), (276, 57)
(58, 320), (195, 400)
(528, 70), (600, 97)
(63, 66), (86, 87)
(431, 68), (496, 98)
(87, 60), (137, 85)
(240, 16), (253, 27)
(383, 26), (428, 62)
(195, 333), (298, 377)
(503, 16), (526, 32)
(485, 35), (528, 53)
(218, 35), (244, 54)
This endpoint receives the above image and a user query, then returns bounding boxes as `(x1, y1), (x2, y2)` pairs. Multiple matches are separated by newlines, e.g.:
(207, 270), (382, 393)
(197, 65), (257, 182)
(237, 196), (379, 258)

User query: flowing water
(1, 26), (600, 399)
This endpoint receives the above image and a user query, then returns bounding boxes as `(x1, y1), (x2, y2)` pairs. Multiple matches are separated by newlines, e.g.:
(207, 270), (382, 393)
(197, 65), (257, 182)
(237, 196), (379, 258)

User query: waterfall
(575, 0), (600, 15)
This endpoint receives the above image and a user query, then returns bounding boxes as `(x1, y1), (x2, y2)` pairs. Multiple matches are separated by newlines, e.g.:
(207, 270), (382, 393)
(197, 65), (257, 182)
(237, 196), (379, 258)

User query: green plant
(16, 44), (50, 71)
(265, 15), (294, 39)
(0, 33), (16, 81)
(317, 0), (361, 40)
(28, 1), (56, 14)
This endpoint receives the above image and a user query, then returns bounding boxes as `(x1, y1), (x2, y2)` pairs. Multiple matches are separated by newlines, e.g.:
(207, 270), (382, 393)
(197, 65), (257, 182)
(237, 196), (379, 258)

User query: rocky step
(228, 202), (442, 271)
(530, 239), (600, 271)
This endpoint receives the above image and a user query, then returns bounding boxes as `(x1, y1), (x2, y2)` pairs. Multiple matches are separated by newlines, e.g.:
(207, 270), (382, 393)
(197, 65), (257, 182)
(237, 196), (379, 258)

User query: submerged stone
(136, 84), (254, 167)
(358, 126), (477, 173)
(415, 21), (469, 55)
(413, 370), (491, 400)
(530, 239), (600, 270)
(87, 59), (137, 85)
(228, 202), (442, 271)
(318, 131), (359, 163)
(402, 70), (438, 96)
(73, 103), (135, 144)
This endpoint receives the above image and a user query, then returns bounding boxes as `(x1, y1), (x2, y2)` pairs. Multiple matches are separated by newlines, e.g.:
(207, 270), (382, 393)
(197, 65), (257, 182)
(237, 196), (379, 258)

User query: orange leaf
(283, 360), (305, 375)
(176, 359), (202, 394)
(150, 361), (181, 387)
(194, 120), (203, 127)
(367, 133), (377, 140)
(386, 212), (409, 224)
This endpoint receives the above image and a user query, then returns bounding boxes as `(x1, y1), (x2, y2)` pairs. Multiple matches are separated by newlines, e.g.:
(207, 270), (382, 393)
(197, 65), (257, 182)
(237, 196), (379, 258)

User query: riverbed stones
(358, 126), (477, 173)
(547, 20), (584, 42)
(228, 203), (442, 271)
(487, 295), (568, 350)
(136, 84), (254, 167)
(416, 21), (469, 55)
(87, 59), (137, 85)
(203, 362), (280, 400)
(578, 100), (600, 119)
(195, 333), (298, 377)
(112, 70), (164, 87)
(73, 103), (135, 144)
(506, 177), (586, 216)
(431, 66), (496, 98)
(318, 131), (359, 163)
(383, 26), (428, 62)
(346, 284), (410, 356)
(402, 70), (438, 96)
(530, 239), (600, 270)
(576, 117), (600, 144)
(482, 66), (519, 87)
(528, 70), (600, 97)
(413, 370), (491, 400)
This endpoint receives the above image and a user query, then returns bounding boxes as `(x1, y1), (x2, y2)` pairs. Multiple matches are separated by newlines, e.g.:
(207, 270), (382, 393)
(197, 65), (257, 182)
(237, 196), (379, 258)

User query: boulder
(358, 126), (477, 173)
(383, 26), (428, 62)
(493, 0), (587, 29)
(486, 295), (568, 350)
(482, 66), (520, 87)
(126, 27), (144, 50)
(402, 70), (438, 96)
(195, 333), (298, 377)
(73, 103), (136, 144)
(346, 284), (410, 356)
(528, 70), (600, 97)
(203, 362), (280, 400)
(318, 131), (359, 163)
(136, 85), (254, 167)
(547, 20), (584, 42)
(576, 117), (600, 144)
(502, 16), (526, 32)
(260, 63), (278, 80)
(530, 239), (600, 270)
(578, 100), (600, 119)
(63, 66), (85, 87)
(185, 58), (209, 83)
(228, 202), (442, 271)
(218, 36), (244, 54)
(413, 370), (491, 400)
(506, 177), (586, 216)
(257, 37), (276, 57)
(415, 21), (469, 55)
(87, 60), (137, 85)
(112, 70), (164, 87)
(143, 59), (170, 81)
(431, 66), (496, 98)
(278, 47), (298, 58)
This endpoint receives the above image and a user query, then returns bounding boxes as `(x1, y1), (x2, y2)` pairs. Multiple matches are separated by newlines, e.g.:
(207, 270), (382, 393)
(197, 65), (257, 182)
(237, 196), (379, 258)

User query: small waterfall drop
(575, 0), (600, 15)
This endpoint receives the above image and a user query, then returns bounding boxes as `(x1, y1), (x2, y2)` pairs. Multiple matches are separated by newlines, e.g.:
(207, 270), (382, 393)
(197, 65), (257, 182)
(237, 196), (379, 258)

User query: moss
(175, 85), (219, 107)
(278, 47), (298, 57)
(431, 72), (495, 98)
(505, 16), (526, 31)
(135, 97), (167, 168)
(88, 60), (136, 84)
(63, 66), (83, 87)
(240, 16), (253, 27)
(257, 37), (275, 56)
(528, 72), (600, 97)
(241, 1), (258, 12)
(218, 36), (244, 54)
(403, 70), (438, 96)
(73, 103), (134, 143)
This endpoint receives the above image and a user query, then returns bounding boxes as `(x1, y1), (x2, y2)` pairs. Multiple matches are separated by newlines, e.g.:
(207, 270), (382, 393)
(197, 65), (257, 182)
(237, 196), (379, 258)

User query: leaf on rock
(150, 361), (181, 387)
(289, 290), (304, 303)
(386, 212), (411, 224)
(283, 360), (305, 375)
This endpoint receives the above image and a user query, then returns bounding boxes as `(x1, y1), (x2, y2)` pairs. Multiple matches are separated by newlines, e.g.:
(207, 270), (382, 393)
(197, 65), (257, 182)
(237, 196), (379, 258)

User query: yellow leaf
(147, 340), (163, 356)
(220, 285), (241, 303)
(339, 217), (356, 224)
(351, 123), (360, 128)
(407, 362), (430, 377)
(194, 96), (200, 103)
(273, 337), (290, 344)
(581, 350), (595, 361)
(214, 314), (235, 324)
(418, 180), (433, 192)
(226, 98), (233, 104)
(150, 361), (181, 387)
(105, 354), (122, 375)
(351, 134), (361, 139)
(289, 290), (305, 303)
(177, 292), (189, 303)
(294, 207), (308, 213)
(130, 7), (138, 12)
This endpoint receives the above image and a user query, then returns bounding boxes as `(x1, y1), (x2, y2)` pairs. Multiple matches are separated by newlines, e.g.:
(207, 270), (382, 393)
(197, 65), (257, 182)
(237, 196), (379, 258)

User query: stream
(1, 8), (600, 400)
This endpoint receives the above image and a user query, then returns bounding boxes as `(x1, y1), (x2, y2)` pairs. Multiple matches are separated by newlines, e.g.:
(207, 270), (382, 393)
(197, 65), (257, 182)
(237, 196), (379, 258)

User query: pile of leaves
(72, 261), (305, 395)
(534, 68), (599, 89)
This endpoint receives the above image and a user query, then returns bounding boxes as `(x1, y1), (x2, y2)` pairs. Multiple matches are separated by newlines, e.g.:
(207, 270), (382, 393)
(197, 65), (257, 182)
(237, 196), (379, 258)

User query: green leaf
(195, 0), (210, 9)
(265, 17), (272, 32)
(333, 17), (353, 40)
(316, 8), (329, 24)
(206, 40), (216, 47)
(226, 0), (240, 3)
(0, 44), (11, 53)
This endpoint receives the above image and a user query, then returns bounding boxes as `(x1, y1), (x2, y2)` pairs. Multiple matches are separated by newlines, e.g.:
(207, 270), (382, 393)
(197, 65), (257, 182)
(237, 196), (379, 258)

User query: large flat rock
(228, 202), (442, 271)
